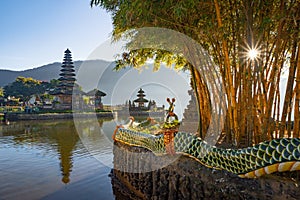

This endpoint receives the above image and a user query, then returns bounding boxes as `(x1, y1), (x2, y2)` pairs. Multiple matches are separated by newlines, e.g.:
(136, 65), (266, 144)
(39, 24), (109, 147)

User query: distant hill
(0, 60), (112, 87)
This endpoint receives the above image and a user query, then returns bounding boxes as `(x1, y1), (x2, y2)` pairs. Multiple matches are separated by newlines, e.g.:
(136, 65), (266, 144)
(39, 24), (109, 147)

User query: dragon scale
(114, 128), (300, 178)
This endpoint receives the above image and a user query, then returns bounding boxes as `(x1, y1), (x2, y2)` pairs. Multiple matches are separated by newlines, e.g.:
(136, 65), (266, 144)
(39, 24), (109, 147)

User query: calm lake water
(0, 119), (120, 200)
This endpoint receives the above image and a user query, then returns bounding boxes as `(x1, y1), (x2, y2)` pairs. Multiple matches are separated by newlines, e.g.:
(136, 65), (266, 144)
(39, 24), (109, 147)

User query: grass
(0, 107), (23, 113)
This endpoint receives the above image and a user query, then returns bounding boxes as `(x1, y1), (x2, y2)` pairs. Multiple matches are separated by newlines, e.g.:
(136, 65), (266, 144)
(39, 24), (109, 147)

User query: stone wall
(111, 142), (300, 200)
(6, 112), (113, 121)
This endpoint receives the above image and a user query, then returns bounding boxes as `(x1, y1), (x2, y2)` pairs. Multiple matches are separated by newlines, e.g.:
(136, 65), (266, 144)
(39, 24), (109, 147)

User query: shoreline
(4, 111), (113, 122)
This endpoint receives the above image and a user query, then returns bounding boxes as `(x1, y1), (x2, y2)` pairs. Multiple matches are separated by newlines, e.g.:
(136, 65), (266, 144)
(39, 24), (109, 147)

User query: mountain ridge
(0, 60), (112, 87)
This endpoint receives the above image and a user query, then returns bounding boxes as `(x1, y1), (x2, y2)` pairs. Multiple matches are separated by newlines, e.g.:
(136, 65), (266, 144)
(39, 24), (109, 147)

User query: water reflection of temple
(4, 120), (79, 184)
(52, 122), (79, 184)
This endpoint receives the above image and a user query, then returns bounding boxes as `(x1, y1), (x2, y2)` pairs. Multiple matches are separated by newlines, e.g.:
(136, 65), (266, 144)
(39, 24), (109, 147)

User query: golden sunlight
(247, 48), (259, 60)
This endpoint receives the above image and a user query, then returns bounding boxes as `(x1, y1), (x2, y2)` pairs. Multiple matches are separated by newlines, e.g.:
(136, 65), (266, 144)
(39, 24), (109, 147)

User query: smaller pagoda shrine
(86, 89), (107, 110)
(128, 88), (164, 117)
(120, 88), (164, 117)
(132, 88), (149, 109)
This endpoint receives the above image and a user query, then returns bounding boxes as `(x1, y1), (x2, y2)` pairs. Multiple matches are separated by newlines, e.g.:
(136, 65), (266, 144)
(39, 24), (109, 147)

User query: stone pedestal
(163, 129), (176, 155)
(111, 142), (300, 200)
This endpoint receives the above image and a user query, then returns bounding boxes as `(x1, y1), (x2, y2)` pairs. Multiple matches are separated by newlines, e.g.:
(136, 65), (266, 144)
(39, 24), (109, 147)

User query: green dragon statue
(113, 128), (300, 178)
(112, 98), (300, 178)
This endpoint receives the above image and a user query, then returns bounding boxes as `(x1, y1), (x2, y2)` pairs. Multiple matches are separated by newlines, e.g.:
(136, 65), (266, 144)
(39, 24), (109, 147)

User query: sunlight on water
(0, 119), (115, 200)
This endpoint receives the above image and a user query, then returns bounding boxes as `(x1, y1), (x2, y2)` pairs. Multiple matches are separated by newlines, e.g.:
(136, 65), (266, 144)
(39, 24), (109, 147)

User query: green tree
(4, 76), (48, 102)
(50, 79), (60, 88)
(0, 87), (3, 97)
(91, 0), (300, 146)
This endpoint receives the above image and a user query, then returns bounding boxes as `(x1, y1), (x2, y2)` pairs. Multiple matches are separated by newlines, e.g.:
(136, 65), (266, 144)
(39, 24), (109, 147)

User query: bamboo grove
(91, 0), (300, 147)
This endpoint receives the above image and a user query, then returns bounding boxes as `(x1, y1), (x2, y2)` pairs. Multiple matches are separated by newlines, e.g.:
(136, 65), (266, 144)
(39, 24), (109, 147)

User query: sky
(0, 0), (113, 71)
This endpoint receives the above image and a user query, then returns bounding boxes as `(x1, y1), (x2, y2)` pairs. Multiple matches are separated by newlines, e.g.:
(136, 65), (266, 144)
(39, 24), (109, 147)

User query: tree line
(0, 76), (59, 103)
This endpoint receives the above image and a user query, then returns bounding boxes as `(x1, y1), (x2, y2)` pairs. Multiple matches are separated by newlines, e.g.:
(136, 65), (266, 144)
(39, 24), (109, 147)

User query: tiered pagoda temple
(53, 49), (77, 109)
(50, 49), (108, 110)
